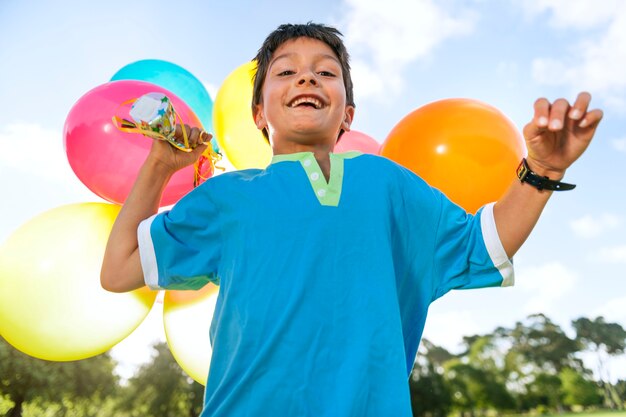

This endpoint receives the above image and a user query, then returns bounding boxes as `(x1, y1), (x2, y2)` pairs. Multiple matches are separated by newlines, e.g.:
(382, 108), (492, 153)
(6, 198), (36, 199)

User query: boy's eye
(318, 71), (336, 77)
(277, 70), (295, 76)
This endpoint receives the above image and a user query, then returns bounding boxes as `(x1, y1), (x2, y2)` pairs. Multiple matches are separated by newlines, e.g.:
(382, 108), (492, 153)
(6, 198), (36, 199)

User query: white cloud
(525, 2), (626, 110)
(348, 58), (387, 101)
(570, 213), (623, 238)
(423, 309), (483, 353)
(612, 138), (626, 153)
(520, 0), (620, 29)
(517, 262), (577, 315)
(0, 123), (74, 183)
(593, 245), (626, 263)
(603, 96), (626, 113)
(339, 0), (477, 100)
(0, 123), (104, 244)
(592, 296), (626, 324)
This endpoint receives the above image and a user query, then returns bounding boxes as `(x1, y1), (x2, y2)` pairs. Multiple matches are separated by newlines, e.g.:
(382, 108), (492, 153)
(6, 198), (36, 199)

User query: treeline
(0, 342), (202, 417)
(410, 314), (626, 417)
(1, 313), (625, 417)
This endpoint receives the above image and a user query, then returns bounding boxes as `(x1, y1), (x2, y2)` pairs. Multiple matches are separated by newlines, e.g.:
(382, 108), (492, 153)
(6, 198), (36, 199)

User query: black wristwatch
(516, 158), (576, 191)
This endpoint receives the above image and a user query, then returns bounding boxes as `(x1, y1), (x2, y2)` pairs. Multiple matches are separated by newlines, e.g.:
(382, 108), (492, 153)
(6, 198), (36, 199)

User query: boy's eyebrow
(270, 52), (341, 67)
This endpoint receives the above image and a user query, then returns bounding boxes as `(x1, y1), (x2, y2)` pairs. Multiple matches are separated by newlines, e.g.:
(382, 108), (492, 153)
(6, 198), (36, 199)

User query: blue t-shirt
(138, 152), (514, 417)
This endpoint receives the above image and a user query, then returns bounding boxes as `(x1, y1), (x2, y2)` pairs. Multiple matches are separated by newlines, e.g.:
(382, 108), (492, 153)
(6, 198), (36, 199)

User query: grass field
(530, 411), (626, 417)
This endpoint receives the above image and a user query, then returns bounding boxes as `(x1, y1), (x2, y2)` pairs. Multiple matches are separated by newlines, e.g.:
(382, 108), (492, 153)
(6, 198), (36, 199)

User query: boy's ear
(341, 105), (355, 132)
(253, 104), (267, 130)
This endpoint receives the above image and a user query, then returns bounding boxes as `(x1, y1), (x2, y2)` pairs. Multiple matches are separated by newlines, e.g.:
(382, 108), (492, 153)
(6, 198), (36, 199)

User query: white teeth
(289, 97), (323, 109)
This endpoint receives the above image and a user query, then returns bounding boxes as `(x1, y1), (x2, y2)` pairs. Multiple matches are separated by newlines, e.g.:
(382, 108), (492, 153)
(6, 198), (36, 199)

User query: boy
(101, 23), (602, 416)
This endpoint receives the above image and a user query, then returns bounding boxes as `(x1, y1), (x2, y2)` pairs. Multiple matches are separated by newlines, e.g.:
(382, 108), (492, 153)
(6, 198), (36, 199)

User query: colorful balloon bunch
(0, 57), (525, 386)
(0, 60), (217, 368)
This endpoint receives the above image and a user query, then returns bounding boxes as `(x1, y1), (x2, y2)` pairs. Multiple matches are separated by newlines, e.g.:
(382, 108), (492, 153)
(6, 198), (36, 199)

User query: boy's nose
(298, 74), (317, 86)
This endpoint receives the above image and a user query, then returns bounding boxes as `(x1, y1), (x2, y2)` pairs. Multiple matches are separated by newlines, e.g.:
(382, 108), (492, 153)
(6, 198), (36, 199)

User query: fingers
(547, 98), (570, 131)
(568, 91), (591, 121)
(199, 130), (213, 145)
(526, 92), (601, 139)
(579, 108), (604, 129)
(524, 98), (551, 140)
(533, 97), (570, 131)
(174, 123), (186, 139)
(174, 124), (213, 149)
(565, 92), (603, 129)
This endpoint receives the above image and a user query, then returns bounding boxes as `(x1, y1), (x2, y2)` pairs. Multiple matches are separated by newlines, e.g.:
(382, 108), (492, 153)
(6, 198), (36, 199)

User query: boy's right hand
(147, 124), (211, 175)
(102, 123), (211, 294)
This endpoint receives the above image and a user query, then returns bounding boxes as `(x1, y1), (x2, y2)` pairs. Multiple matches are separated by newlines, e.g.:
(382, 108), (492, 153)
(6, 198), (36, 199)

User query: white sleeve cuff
(480, 202), (515, 287)
(137, 214), (161, 290)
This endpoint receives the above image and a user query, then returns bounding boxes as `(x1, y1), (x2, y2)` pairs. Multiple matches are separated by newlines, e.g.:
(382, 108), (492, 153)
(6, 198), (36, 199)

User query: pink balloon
(64, 80), (210, 206)
(334, 130), (380, 154)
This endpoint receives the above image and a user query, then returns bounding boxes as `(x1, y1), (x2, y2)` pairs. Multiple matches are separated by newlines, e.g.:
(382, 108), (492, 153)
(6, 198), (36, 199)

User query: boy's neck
(273, 143), (333, 181)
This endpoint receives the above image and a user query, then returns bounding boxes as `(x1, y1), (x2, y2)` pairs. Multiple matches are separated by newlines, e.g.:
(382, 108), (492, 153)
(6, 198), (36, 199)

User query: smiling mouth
(288, 96), (324, 109)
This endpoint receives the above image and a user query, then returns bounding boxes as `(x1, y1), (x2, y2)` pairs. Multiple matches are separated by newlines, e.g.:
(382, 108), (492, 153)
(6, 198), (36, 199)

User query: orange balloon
(381, 99), (526, 213)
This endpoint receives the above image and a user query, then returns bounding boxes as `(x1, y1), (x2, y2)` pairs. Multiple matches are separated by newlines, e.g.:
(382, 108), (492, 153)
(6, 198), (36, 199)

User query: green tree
(117, 342), (204, 417)
(445, 359), (515, 416)
(0, 336), (118, 417)
(420, 339), (455, 371)
(410, 363), (452, 417)
(525, 372), (563, 411)
(445, 361), (487, 416)
(560, 367), (602, 407)
(573, 316), (626, 409)
(496, 314), (587, 413)
(615, 379), (626, 406)
(459, 333), (517, 412)
(410, 340), (453, 417)
(506, 314), (581, 374)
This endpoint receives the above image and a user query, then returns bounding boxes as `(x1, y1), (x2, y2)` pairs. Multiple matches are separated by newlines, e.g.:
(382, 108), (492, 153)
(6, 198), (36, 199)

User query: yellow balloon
(213, 61), (272, 169)
(163, 284), (219, 385)
(0, 203), (156, 361)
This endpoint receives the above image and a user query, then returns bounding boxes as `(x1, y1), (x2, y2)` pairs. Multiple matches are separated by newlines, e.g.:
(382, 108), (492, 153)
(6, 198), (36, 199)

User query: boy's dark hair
(251, 22), (355, 140)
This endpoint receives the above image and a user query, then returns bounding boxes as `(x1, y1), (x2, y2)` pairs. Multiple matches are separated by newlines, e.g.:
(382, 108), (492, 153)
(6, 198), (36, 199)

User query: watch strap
(516, 158), (576, 191)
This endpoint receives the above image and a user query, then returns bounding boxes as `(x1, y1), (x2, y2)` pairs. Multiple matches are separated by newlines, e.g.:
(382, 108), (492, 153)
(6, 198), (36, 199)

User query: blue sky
(1, 0), (625, 381)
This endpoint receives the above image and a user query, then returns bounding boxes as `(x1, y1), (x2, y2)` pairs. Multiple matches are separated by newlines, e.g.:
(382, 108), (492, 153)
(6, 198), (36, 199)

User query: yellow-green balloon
(0, 203), (157, 361)
(213, 61), (272, 169)
(163, 284), (219, 385)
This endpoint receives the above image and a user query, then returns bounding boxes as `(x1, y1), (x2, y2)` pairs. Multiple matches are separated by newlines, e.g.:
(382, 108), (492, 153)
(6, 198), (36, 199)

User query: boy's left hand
(522, 91), (603, 179)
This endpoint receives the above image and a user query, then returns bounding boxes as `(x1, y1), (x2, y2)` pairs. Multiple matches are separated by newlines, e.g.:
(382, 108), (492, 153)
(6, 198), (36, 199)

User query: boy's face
(254, 37), (355, 150)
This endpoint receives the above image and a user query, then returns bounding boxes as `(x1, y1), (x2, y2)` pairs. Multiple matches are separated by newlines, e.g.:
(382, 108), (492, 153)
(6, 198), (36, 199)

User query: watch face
(515, 158), (575, 191)
(516, 159), (529, 180)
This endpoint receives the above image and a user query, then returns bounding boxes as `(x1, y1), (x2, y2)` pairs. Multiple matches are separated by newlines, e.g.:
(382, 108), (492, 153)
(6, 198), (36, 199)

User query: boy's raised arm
(493, 92), (603, 258)
(100, 126), (210, 293)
